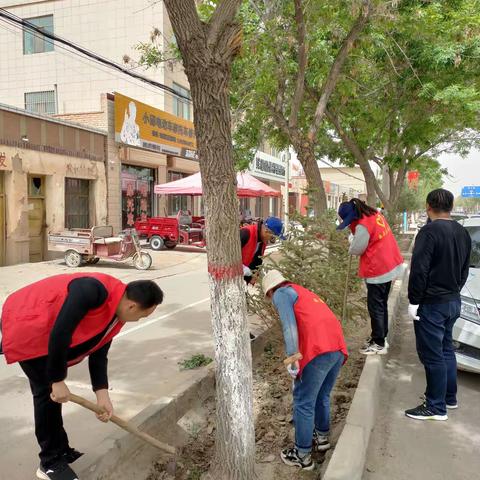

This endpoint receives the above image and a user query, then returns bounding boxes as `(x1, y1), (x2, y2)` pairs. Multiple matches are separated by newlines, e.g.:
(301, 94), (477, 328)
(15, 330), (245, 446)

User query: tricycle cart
(135, 210), (206, 250)
(48, 226), (152, 270)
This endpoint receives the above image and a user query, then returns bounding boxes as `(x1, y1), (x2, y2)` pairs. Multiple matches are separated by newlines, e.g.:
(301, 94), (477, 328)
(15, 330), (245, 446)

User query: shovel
(69, 393), (176, 455)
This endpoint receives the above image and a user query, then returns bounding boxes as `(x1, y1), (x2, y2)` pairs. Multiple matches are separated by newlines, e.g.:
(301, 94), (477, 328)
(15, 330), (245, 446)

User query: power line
(0, 7), (192, 103)
(317, 157), (368, 183)
(0, 20), (169, 101)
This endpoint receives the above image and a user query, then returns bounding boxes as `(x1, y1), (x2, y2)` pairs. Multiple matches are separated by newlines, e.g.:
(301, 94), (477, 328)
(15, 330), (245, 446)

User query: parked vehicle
(453, 217), (480, 373)
(135, 211), (206, 250)
(48, 226), (152, 270)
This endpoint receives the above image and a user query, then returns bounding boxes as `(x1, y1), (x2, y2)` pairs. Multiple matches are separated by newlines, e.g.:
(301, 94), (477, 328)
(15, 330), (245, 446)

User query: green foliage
(247, 213), (366, 333)
(178, 354), (213, 370)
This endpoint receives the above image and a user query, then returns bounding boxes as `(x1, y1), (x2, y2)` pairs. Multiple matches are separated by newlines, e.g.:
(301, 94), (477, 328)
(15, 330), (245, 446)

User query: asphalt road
(364, 298), (480, 480)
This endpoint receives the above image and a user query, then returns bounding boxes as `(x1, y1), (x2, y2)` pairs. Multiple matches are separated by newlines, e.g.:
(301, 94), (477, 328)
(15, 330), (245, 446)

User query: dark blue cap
(265, 217), (285, 239)
(337, 202), (358, 230)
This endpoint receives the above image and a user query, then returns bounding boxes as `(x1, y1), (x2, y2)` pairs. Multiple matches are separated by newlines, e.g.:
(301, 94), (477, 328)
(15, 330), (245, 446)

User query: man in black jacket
(406, 189), (471, 421)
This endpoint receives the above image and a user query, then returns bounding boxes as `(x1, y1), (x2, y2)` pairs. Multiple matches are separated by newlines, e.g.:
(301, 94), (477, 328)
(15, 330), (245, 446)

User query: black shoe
(63, 448), (84, 464)
(405, 404), (448, 421)
(280, 447), (315, 471)
(313, 430), (331, 452)
(36, 461), (79, 480)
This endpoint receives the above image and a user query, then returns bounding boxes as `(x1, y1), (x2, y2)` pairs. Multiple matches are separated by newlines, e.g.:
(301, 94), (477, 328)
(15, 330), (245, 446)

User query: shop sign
(114, 92), (197, 160)
(251, 151), (285, 181)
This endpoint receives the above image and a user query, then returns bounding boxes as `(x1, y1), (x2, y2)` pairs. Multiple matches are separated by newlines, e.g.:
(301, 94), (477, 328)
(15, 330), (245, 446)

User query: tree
(323, 0), (480, 211)
(161, 2), (255, 479)
(231, 0), (373, 214)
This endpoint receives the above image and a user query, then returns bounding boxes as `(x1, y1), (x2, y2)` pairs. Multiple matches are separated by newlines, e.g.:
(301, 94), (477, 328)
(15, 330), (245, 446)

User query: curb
(323, 235), (414, 480)
(77, 324), (271, 479)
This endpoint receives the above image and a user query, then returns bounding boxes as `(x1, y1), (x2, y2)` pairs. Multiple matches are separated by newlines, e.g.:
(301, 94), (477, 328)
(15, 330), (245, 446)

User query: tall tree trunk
(294, 142), (328, 214)
(163, 2), (256, 479)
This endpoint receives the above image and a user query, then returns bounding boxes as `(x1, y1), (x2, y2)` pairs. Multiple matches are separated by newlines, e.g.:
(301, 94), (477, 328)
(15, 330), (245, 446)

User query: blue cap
(265, 217), (285, 239)
(337, 202), (358, 230)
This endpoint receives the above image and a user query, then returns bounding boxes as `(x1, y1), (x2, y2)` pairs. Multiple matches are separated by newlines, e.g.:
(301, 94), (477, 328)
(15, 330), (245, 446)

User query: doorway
(28, 175), (46, 263)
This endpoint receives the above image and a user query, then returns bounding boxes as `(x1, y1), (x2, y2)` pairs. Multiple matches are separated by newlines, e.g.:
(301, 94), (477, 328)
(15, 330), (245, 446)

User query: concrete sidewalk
(363, 298), (480, 480)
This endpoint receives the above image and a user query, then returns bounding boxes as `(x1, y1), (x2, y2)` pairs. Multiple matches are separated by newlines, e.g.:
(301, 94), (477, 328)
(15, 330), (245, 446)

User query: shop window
(271, 197), (279, 216)
(167, 171), (188, 215)
(122, 165), (155, 228)
(25, 90), (56, 114)
(172, 83), (191, 121)
(255, 197), (264, 219)
(65, 178), (90, 229)
(23, 15), (54, 55)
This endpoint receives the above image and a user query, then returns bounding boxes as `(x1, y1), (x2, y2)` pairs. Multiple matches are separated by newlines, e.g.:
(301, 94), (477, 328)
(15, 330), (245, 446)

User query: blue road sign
(461, 186), (480, 198)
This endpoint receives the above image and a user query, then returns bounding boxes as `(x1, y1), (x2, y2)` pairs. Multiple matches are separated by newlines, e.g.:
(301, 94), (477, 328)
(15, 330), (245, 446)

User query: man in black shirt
(1, 274), (164, 480)
(405, 189), (471, 421)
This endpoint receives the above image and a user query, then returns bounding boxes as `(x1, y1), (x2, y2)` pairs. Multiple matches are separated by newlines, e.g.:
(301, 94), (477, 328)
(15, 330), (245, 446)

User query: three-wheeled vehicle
(135, 210), (206, 250)
(48, 226), (152, 270)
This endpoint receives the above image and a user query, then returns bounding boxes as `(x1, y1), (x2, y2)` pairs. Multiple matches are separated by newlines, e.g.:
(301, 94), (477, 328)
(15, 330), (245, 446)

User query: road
(364, 297), (480, 480)
(0, 248), (221, 480)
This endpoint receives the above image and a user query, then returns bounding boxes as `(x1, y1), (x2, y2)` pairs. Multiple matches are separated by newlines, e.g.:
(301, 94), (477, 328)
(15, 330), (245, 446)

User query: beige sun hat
(262, 269), (287, 296)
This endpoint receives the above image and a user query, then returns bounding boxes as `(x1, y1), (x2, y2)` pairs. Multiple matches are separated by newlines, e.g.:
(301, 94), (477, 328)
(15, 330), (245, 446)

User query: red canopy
(154, 171), (281, 197)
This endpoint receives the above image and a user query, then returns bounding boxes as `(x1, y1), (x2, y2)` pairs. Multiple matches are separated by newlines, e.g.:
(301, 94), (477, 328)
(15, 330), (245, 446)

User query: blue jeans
(293, 350), (344, 454)
(414, 300), (461, 415)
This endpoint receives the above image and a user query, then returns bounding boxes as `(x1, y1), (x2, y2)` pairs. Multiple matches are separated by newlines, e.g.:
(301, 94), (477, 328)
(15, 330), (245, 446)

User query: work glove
(348, 233), (354, 245)
(286, 360), (300, 380)
(243, 265), (253, 277)
(408, 304), (420, 321)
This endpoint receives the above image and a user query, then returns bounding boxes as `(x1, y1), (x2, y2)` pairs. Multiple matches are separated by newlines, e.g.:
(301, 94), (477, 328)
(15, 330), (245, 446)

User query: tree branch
(307, 0), (372, 142)
(163, 0), (203, 47)
(207, 0), (243, 48)
(289, 0), (308, 130)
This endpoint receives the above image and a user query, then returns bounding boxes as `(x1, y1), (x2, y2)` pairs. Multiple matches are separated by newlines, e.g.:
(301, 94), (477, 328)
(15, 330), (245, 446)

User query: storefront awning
(154, 171), (281, 197)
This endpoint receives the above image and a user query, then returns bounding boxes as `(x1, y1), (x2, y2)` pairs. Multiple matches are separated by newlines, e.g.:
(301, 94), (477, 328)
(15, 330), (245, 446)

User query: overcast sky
(441, 148), (480, 197)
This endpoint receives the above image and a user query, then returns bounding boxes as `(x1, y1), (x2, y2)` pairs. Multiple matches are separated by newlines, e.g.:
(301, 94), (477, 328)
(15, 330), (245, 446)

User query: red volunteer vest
(288, 283), (348, 376)
(1, 273), (127, 365)
(350, 214), (403, 278)
(241, 223), (266, 267)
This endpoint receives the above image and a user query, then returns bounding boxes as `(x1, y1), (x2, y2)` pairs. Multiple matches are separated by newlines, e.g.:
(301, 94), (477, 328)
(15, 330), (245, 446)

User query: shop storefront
(121, 164), (155, 228)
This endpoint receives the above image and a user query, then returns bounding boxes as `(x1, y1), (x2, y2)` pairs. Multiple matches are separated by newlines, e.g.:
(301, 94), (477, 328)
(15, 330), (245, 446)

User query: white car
(453, 217), (480, 373)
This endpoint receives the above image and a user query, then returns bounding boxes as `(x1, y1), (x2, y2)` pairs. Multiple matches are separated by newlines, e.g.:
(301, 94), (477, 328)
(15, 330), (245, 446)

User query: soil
(146, 322), (368, 480)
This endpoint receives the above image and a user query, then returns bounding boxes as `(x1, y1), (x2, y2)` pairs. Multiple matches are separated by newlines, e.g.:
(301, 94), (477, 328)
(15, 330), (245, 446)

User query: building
(0, 0), (187, 116)
(289, 163), (366, 214)
(0, 103), (107, 265)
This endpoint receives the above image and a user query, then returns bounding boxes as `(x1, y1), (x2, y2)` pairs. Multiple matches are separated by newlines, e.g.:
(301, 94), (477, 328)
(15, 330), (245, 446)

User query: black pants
(19, 357), (70, 468)
(366, 282), (392, 347)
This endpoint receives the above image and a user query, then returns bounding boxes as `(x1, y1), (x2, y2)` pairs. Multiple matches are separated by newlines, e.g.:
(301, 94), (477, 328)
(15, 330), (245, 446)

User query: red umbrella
(154, 171), (281, 197)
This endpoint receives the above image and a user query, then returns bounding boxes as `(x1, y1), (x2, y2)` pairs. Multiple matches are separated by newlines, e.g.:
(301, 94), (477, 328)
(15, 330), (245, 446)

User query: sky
(440, 148), (480, 197)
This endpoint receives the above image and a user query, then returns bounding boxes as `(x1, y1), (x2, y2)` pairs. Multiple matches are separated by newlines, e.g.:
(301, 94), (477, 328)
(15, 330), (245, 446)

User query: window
(29, 176), (44, 197)
(167, 171), (188, 215)
(25, 90), (56, 114)
(65, 178), (90, 229)
(172, 83), (191, 121)
(23, 15), (54, 55)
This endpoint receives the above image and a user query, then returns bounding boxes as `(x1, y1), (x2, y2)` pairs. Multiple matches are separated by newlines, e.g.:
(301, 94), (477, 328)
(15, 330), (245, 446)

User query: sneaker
(359, 341), (387, 355)
(280, 447), (315, 471)
(420, 394), (458, 410)
(405, 404), (448, 421)
(363, 337), (389, 349)
(313, 431), (331, 452)
(63, 448), (83, 464)
(36, 462), (79, 480)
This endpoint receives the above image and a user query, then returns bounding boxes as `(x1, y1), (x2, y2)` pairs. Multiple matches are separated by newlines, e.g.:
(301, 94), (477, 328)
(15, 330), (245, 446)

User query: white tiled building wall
(0, 0), (187, 114)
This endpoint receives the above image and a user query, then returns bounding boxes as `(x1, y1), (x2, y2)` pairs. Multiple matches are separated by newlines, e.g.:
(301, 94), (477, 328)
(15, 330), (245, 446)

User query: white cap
(262, 269), (287, 296)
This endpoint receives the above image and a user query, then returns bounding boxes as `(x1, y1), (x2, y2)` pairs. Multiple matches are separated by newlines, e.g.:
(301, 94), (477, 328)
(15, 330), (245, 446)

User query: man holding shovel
(0, 273), (163, 480)
(262, 270), (347, 471)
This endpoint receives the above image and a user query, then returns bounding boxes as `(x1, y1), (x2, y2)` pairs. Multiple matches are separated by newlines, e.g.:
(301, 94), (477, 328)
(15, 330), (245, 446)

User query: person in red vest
(337, 198), (404, 355)
(0, 273), (163, 480)
(240, 216), (284, 284)
(262, 269), (347, 471)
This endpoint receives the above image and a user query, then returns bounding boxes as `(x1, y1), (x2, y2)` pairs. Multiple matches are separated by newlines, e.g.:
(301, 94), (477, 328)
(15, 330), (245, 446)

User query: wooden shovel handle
(283, 352), (303, 366)
(69, 393), (176, 455)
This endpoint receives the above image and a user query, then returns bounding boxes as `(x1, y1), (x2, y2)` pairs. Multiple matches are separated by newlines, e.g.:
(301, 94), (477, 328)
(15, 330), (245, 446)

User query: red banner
(407, 171), (419, 190)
